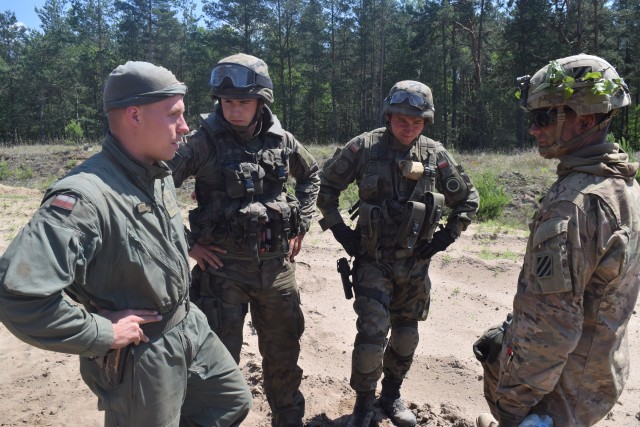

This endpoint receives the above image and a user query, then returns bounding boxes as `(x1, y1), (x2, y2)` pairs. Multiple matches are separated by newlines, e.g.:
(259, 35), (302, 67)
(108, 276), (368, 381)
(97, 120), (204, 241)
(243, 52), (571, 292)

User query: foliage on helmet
(209, 53), (274, 105)
(515, 54), (631, 115)
(382, 80), (435, 124)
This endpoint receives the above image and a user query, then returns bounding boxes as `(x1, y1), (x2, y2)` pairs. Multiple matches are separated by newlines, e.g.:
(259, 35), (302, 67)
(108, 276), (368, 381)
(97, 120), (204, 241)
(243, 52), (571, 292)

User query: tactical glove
(473, 325), (505, 364)
(417, 228), (456, 259)
(331, 222), (360, 257)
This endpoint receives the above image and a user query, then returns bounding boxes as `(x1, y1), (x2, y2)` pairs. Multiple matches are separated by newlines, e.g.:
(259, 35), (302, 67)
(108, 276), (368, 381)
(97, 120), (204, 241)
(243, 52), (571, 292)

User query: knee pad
(389, 326), (419, 358)
(353, 343), (384, 375)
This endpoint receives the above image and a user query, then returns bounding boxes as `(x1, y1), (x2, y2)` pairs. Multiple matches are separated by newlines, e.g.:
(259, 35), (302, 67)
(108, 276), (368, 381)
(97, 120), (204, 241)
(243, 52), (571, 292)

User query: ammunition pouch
(223, 162), (265, 198)
(357, 202), (380, 258)
(418, 191), (445, 243)
(227, 202), (268, 259)
(397, 201), (426, 249)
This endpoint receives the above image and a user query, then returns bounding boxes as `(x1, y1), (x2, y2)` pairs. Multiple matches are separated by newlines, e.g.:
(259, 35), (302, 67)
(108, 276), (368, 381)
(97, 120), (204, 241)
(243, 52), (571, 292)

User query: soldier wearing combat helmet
(474, 54), (640, 427)
(169, 53), (319, 427)
(317, 80), (479, 426)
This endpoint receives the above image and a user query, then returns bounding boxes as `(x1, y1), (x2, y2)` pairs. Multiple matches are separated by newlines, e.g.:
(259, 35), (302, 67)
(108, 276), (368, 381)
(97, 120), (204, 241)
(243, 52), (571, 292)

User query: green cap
(103, 61), (187, 112)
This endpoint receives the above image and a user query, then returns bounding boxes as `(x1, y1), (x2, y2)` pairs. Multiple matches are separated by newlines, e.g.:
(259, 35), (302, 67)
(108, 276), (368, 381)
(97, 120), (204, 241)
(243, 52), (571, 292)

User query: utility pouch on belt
(337, 257), (353, 300)
(397, 201), (426, 249)
(419, 192), (445, 242)
(103, 346), (131, 386)
(357, 203), (380, 257)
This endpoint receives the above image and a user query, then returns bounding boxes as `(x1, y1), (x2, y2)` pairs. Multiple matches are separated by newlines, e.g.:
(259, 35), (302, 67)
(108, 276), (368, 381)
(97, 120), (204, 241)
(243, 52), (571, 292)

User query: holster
(103, 346), (131, 386)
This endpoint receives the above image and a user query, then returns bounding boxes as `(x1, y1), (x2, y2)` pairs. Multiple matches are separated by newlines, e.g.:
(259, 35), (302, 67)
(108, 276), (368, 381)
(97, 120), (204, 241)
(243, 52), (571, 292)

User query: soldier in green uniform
(474, 54), (640, 427)
(169, 53), (320, 427)
(317, 80), (479, 427)
(0, 61), (252, 426)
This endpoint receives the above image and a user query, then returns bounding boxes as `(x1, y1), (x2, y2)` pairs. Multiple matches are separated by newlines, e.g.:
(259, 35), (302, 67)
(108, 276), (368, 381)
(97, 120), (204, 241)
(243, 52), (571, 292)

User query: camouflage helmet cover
(209, 53), (274, 105)
(383, 80), (435, 124)
(519, 54), (631, 115)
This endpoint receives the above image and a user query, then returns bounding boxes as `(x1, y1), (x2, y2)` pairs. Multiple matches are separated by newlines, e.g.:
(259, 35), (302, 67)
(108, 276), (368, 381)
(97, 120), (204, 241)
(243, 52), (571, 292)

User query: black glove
(417, 228), (456, 259)
(330, 223), (360, 257)
(473, 325), (505, 364)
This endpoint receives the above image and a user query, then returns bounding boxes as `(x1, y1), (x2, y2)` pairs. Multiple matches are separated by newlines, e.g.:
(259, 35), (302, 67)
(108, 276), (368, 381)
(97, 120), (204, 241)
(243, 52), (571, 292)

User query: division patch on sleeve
(51, 194), (78, 212)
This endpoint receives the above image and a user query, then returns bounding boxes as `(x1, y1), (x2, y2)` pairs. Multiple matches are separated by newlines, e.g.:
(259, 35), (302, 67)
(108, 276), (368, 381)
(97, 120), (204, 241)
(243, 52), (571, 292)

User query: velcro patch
(51, 194), (77, 211)
(437, 160), (449, 169)
(347, 141), (360, 153)
(536, 254), (552, 278)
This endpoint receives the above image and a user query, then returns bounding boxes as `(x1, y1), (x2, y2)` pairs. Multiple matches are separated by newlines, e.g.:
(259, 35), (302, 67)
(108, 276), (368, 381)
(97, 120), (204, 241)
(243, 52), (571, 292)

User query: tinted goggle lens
(210, 64), (256, 89)
(389, 92), (432, 111)
(529, 109), (558, 128)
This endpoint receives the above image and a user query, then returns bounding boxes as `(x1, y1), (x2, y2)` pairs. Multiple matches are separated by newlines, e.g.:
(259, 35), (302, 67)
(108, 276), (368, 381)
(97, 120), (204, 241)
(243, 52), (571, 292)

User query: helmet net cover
(209, 53), (274, 105)
(518, 54), (631, 115)
(383, 80), (435, 123)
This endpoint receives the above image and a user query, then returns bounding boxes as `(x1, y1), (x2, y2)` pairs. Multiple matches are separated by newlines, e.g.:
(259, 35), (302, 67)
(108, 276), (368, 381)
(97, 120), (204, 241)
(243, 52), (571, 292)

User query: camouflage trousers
(192, 256), (305, 426)
(349, 256), (431, 392)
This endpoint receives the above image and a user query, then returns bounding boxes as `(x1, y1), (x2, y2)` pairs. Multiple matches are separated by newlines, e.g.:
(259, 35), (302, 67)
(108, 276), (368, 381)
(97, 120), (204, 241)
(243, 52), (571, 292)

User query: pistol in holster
(103, 345), (131, 386)
(337, 257), (354, 300)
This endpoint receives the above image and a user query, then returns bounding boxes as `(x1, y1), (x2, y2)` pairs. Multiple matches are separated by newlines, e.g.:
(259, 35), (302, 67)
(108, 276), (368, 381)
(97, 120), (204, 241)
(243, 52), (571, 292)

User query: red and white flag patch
(51, 194), (78, 211)
(437, 160), (449, 169)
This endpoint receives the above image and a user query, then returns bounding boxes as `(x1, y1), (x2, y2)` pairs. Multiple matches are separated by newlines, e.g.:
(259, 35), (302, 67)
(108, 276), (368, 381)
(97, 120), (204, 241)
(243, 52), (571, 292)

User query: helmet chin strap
(539, 106), (614, 157)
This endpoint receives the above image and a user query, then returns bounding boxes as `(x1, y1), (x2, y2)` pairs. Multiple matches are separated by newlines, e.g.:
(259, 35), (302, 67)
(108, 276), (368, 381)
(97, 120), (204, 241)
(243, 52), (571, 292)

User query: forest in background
(1, 0), (639, 150)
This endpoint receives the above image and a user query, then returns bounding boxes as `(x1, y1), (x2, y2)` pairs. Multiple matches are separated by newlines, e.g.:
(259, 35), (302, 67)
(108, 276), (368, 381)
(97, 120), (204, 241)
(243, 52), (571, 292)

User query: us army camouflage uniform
(479, 143), (640, 426)
(317, 127), (478, 392)
(170, 106), (319, 425)
(0, 134), (252, 426)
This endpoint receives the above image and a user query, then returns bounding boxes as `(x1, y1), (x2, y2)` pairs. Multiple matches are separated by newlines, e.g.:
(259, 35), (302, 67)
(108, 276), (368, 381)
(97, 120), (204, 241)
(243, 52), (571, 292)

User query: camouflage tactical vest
(356, 129), (443, 258)
(191, 113), (301, 260)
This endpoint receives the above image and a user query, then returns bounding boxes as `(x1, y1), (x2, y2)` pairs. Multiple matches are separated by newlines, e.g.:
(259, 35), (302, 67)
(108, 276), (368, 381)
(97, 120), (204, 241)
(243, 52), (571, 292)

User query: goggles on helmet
(387, 91), (433, 111)
(210, 63), (273, 90)
(529, 108), (558, 129)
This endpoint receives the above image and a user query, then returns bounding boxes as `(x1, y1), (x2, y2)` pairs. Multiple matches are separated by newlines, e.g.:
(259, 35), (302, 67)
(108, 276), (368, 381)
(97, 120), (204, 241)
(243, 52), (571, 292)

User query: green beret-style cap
(103, 61), (187, 112)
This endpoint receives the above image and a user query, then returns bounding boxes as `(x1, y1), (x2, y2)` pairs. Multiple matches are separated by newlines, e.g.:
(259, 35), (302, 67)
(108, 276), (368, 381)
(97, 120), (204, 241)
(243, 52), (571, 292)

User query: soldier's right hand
(330, 223), (360, 257)
(189, 242), (226, 270)
(95, 307), (163, 349)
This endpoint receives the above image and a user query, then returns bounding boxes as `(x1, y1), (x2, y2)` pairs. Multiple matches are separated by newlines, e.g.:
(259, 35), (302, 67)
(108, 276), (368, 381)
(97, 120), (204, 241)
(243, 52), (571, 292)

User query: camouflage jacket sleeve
(168, 127), (212, 188)
(286, 131), (320, 234)
(316, 134), (366, 230)
(496, 195), (622, 419)
(0, 191), (113, 357)
(433, 145), (479, 237)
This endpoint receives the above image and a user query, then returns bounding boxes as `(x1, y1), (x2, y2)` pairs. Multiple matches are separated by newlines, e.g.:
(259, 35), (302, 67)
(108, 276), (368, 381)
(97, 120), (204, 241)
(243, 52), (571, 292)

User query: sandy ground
(0, 183), (639, 426)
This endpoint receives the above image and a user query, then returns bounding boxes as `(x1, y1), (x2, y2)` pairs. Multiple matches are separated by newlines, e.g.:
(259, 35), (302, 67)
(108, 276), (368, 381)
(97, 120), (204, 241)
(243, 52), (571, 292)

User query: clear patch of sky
(3, 1), (205, 31)
(3, 0), (45, 29)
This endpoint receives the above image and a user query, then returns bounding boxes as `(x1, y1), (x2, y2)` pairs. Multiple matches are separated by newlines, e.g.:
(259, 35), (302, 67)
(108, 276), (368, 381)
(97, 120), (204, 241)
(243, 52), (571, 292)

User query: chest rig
(356, 130), (444, 259)
(194, 113), (301, 260)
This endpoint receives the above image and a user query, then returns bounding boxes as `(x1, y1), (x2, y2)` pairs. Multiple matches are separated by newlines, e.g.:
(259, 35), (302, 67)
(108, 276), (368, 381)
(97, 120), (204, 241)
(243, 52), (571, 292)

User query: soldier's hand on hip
(94, 306), (162, 349)
(417, 228), (456, 259)
(287, 233), (305, 262)
(330, 223), (360, 257)
(189, 242), (226, 271)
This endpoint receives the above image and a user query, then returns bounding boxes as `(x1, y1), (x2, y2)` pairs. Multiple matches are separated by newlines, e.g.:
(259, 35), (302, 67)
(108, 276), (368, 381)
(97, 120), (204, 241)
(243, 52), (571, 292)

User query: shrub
(473, 171), (511, 221)
(64, 119), (84, 144)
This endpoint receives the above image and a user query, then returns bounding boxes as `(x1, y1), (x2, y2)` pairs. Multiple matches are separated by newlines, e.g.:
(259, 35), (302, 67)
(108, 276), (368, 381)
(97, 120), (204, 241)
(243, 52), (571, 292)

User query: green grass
(478, 248), (520, 261)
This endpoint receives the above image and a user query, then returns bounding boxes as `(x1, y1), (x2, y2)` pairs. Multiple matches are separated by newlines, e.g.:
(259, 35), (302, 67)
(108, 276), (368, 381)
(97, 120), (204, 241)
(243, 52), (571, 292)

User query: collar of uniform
(212, 104), (284, 139)
(103, 133), (171, 184)
(386, 129), (416, 152)
(557, 142), (638, 180)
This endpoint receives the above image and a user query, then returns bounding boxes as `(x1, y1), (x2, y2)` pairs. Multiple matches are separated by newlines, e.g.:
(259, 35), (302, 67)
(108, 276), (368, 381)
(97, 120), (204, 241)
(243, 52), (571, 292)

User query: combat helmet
(382, 80), (435, 124)
(516, 54), (631, 154)
(517, 54), (630, 115)
(209, 53), (274, 105)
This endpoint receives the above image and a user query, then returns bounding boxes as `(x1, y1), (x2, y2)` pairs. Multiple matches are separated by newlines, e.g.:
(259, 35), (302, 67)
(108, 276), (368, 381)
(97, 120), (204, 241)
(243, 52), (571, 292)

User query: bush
(64, 119), (84, 144)
(473, 171), (511, 221)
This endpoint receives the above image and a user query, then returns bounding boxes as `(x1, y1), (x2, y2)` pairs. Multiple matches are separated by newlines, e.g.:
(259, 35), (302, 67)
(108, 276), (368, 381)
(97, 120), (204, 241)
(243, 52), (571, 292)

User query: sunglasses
(529, 108), (558, 128)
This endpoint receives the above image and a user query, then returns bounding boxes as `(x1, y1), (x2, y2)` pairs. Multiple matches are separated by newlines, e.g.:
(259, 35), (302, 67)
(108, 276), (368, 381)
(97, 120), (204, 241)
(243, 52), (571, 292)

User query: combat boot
(475, 413), (498, 427)
(379, 377), (416, 427)
(346, 390), (375, 427)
